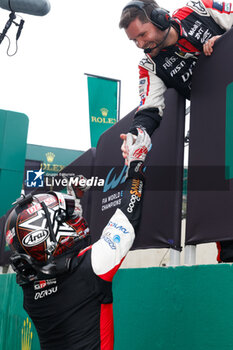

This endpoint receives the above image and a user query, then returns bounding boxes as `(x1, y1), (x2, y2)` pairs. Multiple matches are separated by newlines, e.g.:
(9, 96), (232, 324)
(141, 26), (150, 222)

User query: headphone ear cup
(150, 8), (171, 31)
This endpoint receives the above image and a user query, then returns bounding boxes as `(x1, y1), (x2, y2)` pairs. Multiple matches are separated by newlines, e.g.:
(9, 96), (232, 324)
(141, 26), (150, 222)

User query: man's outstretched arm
(91, 128), (151, 281)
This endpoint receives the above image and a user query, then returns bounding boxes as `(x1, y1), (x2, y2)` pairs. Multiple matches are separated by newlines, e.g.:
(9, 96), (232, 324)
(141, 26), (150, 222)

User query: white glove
(120, 133), (137, 166)
(126, 128), (151, 166)
(66, 175), (90, 219)
(66, 175), (90, 199)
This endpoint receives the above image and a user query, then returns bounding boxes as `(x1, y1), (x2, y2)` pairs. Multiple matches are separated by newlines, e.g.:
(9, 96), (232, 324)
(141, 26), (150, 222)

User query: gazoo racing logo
(22, 229), (49, 247)
(127, 179), (143, 213)
(34, 278), (57, 291)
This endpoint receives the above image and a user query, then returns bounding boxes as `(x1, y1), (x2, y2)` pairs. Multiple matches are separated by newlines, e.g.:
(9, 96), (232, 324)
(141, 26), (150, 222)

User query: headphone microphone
(144, 24), (171, 53)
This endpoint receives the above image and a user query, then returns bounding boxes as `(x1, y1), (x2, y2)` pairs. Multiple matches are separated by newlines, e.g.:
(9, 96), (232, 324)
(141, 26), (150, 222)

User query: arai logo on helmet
(22, 229), (49, 247)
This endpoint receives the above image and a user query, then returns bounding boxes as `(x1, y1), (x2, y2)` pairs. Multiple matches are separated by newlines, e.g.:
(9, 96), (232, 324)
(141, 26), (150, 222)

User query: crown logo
(100, 108), (109, 117)
(46, 152), (55, 163)
(21, 318), (33, 350)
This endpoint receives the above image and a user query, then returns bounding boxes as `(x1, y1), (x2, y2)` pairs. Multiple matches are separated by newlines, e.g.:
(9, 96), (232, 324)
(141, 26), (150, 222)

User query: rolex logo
(21, 318), (33, 350)
(46, 152), (55, 163)
(100, 108), (109, 117)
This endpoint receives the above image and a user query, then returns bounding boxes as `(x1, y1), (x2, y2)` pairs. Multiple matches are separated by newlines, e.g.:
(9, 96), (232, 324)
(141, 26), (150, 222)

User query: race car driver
(4, 128), (151, 350)
(119, 0), (233, 164)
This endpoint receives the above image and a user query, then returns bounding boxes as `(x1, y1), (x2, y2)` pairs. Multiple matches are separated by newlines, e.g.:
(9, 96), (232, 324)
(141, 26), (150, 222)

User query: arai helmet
(5, 191), (90, 280)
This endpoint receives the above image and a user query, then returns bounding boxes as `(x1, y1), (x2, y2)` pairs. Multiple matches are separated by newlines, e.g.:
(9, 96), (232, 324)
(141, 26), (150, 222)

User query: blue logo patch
(213, 1), (223, 11)
(103, 236), (116, 250)
(26, 169), (44, 188)
(113, 235), (121, 243)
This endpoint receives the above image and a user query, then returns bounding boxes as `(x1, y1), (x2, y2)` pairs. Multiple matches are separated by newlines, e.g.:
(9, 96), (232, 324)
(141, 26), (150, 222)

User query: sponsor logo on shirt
(107, 221), (129, 234)
(113, 235), (121, 243)
(175, 50), (199, 59)
(34, 286), (58, 300)
(170, 60), (186, 77)
(130, 179), (143, 198)
(34, 278), (57, 290)
(139, 57), (156, 73)
(201, 29), (212, 44)
(163, 56), (178, 70)
(127, 194), (141, 214)
(188, 20), (202, 36)
(224, 2), (232, 12)
(187, 0), (208, 16)
(213, 1), (224, 11)
(139, 77), (148, 100)
(187, 20), (212, 44)
(181, 60), (197, 83)
(103, 236), (116, 250)
(212, 0), (232, 12)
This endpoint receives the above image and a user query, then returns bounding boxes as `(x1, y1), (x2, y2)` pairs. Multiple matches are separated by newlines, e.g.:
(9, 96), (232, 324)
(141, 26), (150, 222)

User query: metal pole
(118, 79), (121, 121)
(169, 249), (181, 266)
(184, 245), (196, 265)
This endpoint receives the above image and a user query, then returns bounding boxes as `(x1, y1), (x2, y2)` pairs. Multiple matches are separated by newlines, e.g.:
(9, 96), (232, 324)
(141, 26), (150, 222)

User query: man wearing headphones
(119, 0), (233, 164)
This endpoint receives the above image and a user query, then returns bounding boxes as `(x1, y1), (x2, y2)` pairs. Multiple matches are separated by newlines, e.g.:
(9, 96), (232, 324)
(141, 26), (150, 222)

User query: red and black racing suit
(130, 0), (233, 135)
(21, 161), (145, 350)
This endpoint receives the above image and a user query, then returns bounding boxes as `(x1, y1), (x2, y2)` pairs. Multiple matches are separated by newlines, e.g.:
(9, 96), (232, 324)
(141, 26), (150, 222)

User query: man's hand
(203, 35), (221, 56)
(120, 133), (136, 166)
(123, 128), (151, 167)
(66, 175), (90, 199)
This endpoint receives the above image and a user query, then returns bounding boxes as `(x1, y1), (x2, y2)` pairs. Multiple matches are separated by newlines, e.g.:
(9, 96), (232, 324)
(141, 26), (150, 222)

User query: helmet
(5, 191), (90, 281)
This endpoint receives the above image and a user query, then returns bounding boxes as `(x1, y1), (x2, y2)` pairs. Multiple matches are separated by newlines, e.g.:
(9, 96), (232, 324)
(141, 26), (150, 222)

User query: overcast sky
(0, 0), (186, 151)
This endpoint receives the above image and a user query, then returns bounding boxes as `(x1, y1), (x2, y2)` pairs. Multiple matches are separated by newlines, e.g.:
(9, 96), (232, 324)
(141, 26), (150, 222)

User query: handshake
(65, 128), (151, 200)
(120, 127), (151, 166)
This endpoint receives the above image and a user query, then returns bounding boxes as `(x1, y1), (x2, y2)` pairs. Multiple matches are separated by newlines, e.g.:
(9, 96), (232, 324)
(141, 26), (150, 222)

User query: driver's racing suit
(21, 161), (145, 350)
(130, 0), (233, 136)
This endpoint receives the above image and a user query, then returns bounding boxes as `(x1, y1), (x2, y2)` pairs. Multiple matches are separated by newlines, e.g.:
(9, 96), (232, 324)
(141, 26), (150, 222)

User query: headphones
(123, 1), (171, 31)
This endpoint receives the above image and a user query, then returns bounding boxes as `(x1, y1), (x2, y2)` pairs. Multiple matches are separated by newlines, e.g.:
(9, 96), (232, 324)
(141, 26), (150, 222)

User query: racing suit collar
(171, 18), (184, 40)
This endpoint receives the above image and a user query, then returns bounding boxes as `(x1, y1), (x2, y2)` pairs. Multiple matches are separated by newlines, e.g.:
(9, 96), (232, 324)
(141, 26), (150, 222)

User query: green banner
(0, 274), (40, 350)
(87, 76), (118, 147)
(226, 82), (233, 180)
(0, 110), (29, 217)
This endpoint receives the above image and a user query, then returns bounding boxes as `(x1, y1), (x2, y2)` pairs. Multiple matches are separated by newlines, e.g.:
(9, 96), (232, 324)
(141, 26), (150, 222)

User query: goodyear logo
(130, 179), (142, 198)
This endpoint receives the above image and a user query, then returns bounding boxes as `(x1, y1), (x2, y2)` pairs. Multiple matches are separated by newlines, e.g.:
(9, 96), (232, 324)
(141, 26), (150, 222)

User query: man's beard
(144, 26), (171, 54)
